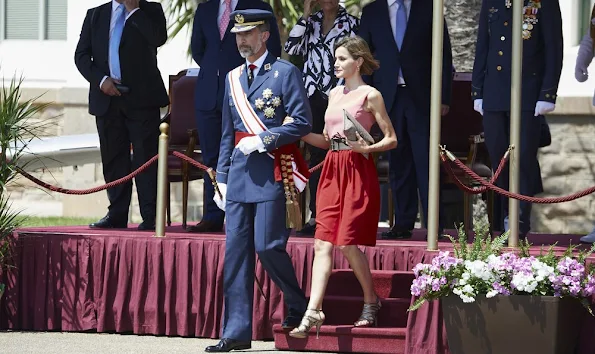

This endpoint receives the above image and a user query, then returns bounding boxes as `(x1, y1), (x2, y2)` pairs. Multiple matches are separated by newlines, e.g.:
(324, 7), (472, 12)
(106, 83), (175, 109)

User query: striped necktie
(109, 4), (126, 80)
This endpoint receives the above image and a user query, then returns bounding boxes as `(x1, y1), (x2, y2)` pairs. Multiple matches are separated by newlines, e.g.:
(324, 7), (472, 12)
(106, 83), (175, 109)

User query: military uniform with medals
(206, 10), (312, 353)
(471, 0), (563, 237)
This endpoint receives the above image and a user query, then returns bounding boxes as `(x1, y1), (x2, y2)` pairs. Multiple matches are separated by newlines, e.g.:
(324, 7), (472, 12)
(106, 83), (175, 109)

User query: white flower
(464, 260), (493, 282)
(264, 106), (275, 118)
(486, 289), (499, 298)
(453, 287), (476, 303)
(461, 295), (475, 303)
(271, 96), (281, 107)
(511, 273), (539, 293)
(262, 88), (273, 99)
(462, 284), (474, 294)
(254, 98), (265, 110)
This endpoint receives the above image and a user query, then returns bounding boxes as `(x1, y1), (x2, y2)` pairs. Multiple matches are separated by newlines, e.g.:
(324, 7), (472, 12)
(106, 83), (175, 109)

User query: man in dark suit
(204, 10), (310, 352)
(359, 0), (453, 239)
(75, 0), (169, 231)
(188, 0), (281, 233)
(472, 0), (563, 239)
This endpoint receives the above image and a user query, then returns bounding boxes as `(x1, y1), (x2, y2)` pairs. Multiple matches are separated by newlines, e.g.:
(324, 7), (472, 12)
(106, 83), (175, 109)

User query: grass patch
(18, 216), (97, 227)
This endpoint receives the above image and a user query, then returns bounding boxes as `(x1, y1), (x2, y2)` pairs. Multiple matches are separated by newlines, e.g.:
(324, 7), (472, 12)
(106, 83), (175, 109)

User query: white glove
(236, 136), (265, 155)
(473, 99), (484, 116)
(213, 183), (227, 211)
(575, 64), (589, 83)
(534, 101), (555, 116)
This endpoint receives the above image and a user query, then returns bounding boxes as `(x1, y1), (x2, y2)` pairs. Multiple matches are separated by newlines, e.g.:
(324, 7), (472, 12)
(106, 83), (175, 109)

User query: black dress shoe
(381, 227), (412, 240)
(296, 222), (316, 236)
(138, 221), (156, 231)
(205, 338), (251, 352)
(187, 220), (223, 233)
(89, 215), (127, 229)
(282, 310), (305, 329)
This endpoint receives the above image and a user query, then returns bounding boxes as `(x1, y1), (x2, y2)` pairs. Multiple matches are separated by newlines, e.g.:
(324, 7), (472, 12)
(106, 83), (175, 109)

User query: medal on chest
(522, 0), (541, 40)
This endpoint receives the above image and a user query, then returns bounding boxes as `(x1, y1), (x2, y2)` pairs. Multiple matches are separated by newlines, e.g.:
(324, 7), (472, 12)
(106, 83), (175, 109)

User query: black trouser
(306, 90), (329, 219)
(483, 110), (542, 235)
(95, 97), (160, 223)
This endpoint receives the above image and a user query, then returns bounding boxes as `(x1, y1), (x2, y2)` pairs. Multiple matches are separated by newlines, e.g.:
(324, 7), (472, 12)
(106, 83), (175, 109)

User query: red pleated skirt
(314, 150), (380, 246)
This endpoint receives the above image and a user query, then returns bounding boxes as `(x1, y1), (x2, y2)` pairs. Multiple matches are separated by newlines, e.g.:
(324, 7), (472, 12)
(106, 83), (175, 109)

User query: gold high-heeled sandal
(288, 309), (325, 339)
(354, 298), (381, 327)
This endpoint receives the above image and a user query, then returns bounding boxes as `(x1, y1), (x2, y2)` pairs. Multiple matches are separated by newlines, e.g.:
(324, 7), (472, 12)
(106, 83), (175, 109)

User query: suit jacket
(191, 0), (282, 112)
(358, 0), (453, 115)
(471, 0), (563, 111)
(216, 54), (312, 203)
(74, 0), (169, 117)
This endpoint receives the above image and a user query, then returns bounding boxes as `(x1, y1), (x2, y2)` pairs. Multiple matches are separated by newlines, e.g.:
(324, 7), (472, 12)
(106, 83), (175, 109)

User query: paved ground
(0, 331), (330, 354)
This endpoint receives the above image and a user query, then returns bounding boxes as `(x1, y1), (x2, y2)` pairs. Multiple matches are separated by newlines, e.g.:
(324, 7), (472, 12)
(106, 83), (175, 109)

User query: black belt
(330, 139), (351, 151)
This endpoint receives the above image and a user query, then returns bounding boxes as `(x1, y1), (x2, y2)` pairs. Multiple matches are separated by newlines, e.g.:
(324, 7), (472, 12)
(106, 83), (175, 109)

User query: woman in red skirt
(289, 36), (397, 338)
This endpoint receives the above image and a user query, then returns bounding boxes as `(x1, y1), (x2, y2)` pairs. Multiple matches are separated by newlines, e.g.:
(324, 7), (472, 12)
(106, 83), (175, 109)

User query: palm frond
(0, 76), (51, 191)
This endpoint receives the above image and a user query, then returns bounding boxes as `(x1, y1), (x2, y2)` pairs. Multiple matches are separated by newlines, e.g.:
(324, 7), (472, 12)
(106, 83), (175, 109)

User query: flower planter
(442, 295), (585, 354)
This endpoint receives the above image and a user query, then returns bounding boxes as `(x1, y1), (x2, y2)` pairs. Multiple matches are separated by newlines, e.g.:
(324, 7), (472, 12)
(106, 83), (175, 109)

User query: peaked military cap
(230, 9), (274, 33)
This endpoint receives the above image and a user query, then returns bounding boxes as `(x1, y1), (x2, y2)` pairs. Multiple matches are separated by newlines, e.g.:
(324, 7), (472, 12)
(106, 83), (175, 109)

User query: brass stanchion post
(508, 0), (524, 247)
(155, 122), (169, 238)
(427, 0), (445, 251)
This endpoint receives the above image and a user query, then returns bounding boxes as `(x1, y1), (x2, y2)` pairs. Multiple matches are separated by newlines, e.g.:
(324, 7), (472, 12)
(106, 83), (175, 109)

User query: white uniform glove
(534, 101), (555, 116)
(576, 64), (589, 82)
(473, 99), (484, 116)
(236, 136), (265, 155)
(213, 183), (227, 211)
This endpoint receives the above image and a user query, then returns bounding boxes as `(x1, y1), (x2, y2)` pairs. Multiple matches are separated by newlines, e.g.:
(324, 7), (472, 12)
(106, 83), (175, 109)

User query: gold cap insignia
(235, 14), (245, 24)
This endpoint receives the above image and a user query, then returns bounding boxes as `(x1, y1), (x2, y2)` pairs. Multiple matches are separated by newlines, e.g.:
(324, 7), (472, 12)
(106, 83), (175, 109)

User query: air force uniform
(214, 10), (311, 345)
(471, 0), (563, 236)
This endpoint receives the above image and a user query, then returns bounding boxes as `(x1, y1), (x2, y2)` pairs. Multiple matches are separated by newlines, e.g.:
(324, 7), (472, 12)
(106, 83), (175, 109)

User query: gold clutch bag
(343, 109), (375, 145)
(343, 109), (374, 159)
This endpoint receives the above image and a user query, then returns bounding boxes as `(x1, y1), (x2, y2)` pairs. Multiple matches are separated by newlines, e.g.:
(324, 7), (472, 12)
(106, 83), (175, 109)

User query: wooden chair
(162, 69), (204, 229)
(441, 72), (494, 233)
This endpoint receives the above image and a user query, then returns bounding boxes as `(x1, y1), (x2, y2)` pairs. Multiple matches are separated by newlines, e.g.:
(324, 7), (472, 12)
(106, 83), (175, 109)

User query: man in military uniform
(189, 0), (281, 233)
(472, 0), (563, 238)
(205, 10), (311, 353)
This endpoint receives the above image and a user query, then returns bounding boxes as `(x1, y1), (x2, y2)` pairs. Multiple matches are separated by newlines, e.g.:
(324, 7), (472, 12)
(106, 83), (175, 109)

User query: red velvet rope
(16, 151), (325, 195)
(22, 146), (595, 204)
(440, 150), (595, 203)
(16, 155), (159, 195)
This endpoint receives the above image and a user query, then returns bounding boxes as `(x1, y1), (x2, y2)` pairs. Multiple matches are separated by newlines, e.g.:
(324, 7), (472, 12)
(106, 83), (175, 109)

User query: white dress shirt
(218, 0), (239, 26)
(246, 50), (269, 77)
(388, 0), (411, 84)
(100, 0), (140, 88)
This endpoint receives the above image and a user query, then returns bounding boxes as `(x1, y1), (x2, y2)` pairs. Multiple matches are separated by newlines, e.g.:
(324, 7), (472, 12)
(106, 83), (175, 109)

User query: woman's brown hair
(334, 36), (380, 75)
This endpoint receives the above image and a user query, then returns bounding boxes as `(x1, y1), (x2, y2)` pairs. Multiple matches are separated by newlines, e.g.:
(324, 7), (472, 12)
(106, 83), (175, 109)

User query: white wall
(0, 0), (196, 89)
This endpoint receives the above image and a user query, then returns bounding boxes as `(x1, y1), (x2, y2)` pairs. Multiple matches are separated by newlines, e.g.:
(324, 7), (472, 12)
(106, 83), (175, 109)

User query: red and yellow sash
(228, 66), (309, 192)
